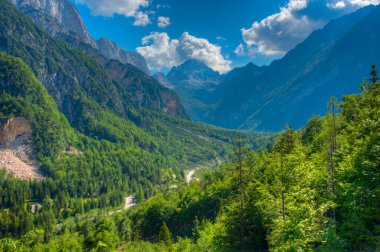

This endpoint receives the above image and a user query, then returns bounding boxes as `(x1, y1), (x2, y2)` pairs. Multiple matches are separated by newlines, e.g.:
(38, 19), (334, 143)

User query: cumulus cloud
(75, 0), (151, 26)
(133, 11), (150, 26)
(157, 16), (171, 28)
(241, 0), (323, 56)
(328, 0), (380, 8)
(329, 1), (347, 8)
(136, 32), (231, 73)
(240, 0), (379, 56)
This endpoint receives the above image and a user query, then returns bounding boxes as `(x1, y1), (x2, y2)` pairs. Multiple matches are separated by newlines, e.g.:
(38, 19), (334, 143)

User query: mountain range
(12, 0), (380, 132)
(159, 5), (380, 131)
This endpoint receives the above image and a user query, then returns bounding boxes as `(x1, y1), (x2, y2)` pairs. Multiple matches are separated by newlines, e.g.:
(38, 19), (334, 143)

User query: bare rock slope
(0, 117), (43, 180)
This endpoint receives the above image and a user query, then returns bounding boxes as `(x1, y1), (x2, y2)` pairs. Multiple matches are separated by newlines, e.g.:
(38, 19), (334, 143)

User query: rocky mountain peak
(11, 0), (97, 47)
(96, 37), (150, 74)
(10, 0), (151, 74)
(167, 59), (221, 90)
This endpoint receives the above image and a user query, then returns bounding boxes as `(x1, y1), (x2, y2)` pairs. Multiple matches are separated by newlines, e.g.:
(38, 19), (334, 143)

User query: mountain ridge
(207, 5), (380, 131)
(10, 0), (151, 73)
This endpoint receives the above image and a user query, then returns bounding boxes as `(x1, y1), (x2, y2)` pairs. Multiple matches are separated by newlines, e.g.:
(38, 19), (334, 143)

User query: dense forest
(1, 62), (378, 251)
(0, 1), (379, 251)
(0, 51), (267, 242)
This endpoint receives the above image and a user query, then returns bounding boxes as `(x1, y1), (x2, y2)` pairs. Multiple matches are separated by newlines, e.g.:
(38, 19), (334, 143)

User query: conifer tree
(273, 126), (295, 221)
(157, 222), (173, 248)
(327, 97), (339, 221)
(369, 64), (378, 84)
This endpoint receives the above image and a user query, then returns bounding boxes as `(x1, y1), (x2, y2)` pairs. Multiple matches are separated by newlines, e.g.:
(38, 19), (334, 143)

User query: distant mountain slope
(167, 59), (221, 90)
(96, 37), (150, 75)
(160, 59), (222, 120)
(153, 72), (174, 89)
(10, 0), (150, 73)
(208, 5), (380, 131)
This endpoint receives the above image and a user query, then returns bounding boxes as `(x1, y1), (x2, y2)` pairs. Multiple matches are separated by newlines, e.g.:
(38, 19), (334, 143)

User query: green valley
(0, 0), (379, 251)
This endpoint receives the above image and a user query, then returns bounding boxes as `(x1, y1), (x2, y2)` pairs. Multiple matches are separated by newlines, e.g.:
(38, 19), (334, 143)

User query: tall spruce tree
(273, 126), (295, 221)
(370, 64), (378, 84)
(327, 97), (339, 221)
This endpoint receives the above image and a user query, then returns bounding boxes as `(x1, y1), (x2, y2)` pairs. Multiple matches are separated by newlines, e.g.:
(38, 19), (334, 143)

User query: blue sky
(72, 0), (380, 73)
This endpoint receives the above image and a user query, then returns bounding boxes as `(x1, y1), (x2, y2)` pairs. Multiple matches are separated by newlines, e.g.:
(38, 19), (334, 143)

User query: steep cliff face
(10, 0), (151, 73)
(0, 117), (31, 147)
(10, 0), (96, 47)
(96, 37), (150, 74)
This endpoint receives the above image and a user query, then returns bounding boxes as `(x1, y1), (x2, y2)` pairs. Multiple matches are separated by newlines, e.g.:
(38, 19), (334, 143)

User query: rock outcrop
(0, 117), (31, 147)
(0, 117), (43, 180)
(10, 0), (97, 47)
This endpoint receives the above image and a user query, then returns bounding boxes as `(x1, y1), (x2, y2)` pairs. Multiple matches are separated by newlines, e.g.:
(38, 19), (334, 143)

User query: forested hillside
(0, 49), (266, 240)
(1, 66), (378, 251)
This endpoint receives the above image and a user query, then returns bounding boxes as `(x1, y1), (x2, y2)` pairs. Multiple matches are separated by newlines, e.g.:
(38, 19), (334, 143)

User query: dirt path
(124, 196), (135, 210)
(111, 196), (135, 215)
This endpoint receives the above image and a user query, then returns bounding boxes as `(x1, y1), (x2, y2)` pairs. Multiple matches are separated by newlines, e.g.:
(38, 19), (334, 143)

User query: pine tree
(327, 97), (339, 221)
(157, 222), (173, 248)
(369, 64), (378, 84)
(273, 126), (295, 221)
(235, 134), (246, 246)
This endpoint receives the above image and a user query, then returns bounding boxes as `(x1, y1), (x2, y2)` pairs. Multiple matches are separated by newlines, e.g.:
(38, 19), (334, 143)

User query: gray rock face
(11, 0), (96, 48)
(10, 0), (150, 74)
(153, 72), (174, 89)
(96, 37), (150, 74)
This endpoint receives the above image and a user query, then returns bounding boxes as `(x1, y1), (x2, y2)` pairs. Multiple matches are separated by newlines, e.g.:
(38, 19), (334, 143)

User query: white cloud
(234, 44), (245, 56)
(241, 0), (323, 56)
(158, 16), (171, 28)
(328, 0), (380, 8)
(329, 1), (347, 8)
(240, 0), (379, 57)
(136, 32), (231, 73)
(133, 11), (150, 26)
(75, 0), (151, 26)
